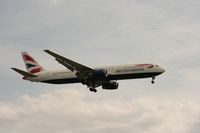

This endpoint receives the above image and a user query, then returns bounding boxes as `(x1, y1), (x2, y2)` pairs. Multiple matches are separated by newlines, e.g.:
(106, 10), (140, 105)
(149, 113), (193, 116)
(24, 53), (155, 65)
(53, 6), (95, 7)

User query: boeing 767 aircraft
(11, 50), (165, 92)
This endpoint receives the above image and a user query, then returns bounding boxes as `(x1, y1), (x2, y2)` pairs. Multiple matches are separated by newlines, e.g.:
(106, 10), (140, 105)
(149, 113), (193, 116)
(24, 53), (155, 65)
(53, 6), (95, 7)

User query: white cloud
(0, 88), (199, 133)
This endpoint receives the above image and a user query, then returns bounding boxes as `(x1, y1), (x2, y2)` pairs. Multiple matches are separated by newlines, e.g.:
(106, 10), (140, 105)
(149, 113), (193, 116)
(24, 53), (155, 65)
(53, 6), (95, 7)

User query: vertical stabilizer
(21, 52), (45, 74)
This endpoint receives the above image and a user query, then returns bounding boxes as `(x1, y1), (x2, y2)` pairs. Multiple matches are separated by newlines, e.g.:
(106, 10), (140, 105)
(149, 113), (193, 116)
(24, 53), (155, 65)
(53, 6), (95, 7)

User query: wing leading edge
(44, 50), (93, 72)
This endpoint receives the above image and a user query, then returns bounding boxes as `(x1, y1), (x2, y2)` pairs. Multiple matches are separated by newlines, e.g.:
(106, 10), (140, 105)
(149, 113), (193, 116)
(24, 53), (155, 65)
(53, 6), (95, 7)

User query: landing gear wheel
(151, 77), (155, 84)
(89, 88), (97, 93)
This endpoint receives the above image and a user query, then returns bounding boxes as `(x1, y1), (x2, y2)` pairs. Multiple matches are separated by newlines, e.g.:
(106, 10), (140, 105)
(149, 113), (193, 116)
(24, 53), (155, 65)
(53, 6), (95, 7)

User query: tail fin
(21, 52), (45, 74)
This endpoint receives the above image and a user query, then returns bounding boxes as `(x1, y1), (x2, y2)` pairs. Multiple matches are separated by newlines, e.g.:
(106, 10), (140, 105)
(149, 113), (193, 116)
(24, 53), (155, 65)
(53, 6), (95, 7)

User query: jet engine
(102, 81), (119, 90)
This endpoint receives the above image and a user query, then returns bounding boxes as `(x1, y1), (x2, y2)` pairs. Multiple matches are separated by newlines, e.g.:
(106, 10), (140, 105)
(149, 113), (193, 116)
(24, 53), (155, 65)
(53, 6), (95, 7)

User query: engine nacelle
(89, 69), (107, 79)
(102, 81), (119, 90)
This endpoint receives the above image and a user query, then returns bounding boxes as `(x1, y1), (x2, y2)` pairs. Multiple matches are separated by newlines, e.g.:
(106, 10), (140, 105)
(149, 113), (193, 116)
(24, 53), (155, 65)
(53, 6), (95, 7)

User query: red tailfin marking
(30, 68), (41, 73)
(23, 55), (36, 63)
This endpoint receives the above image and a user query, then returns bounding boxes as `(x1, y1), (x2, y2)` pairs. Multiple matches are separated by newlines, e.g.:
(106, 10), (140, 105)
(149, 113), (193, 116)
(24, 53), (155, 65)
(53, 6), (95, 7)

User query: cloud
(0, 88), (199, 133)
(37, 0), (64, 5)
(1, 0), (200, 132)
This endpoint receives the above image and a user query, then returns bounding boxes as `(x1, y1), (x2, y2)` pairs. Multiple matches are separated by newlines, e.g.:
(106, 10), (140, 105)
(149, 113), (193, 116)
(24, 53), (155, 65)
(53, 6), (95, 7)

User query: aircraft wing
(44, 50), (105, 90)
(44, 50), (93, 72)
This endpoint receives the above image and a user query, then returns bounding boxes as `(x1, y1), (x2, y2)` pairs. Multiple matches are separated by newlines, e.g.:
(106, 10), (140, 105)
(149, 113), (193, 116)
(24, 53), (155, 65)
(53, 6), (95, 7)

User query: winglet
(11, 68), (38, 78)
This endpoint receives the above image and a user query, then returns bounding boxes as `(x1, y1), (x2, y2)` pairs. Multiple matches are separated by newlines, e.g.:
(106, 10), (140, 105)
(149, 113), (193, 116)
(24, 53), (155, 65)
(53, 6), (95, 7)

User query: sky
(0, 0), (200, 132)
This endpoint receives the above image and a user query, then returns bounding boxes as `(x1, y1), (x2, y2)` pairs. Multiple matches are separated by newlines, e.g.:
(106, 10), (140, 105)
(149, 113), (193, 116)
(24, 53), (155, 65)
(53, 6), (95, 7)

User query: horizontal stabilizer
(11, 68), (38, 78)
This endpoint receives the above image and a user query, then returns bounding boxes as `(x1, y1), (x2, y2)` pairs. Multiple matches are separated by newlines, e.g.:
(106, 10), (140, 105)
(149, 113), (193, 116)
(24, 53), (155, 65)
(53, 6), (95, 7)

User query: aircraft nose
(160, 67), (165, 73)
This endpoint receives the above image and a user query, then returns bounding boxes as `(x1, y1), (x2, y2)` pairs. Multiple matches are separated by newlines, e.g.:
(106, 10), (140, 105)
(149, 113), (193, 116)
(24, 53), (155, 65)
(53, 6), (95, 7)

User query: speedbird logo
(22, 52), (44, 74)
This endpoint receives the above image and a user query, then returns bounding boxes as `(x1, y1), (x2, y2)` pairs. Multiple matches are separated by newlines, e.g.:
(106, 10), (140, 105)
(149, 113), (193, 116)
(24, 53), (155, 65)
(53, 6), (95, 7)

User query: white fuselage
(25, 64), (165, 84)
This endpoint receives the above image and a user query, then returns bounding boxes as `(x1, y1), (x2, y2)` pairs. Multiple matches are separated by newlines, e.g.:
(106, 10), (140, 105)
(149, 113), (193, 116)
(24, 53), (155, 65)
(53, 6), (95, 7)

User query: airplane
(11, 50), (165, 93)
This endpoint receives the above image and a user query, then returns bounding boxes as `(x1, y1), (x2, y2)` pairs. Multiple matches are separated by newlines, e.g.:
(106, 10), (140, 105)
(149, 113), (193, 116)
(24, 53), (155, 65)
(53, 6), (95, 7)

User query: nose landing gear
(151, 77), (155, 84)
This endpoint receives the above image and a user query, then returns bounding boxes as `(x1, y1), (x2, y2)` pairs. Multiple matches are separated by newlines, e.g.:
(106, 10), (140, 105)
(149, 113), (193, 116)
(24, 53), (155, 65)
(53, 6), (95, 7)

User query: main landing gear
(151, 77), (155, 84)
(89, 88), (97, 93)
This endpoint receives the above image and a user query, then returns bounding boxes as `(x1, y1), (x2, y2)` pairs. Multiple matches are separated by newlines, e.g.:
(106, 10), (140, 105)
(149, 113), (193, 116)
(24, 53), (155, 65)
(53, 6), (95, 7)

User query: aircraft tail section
(11, 68), (38, 78)
(21, 52), (45, 74)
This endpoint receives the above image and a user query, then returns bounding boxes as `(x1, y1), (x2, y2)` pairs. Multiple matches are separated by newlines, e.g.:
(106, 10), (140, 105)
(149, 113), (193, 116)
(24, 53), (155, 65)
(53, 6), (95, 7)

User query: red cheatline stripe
(136, 64), (153, 68)
(30, 68), (41, 73)
(23, 55), (36, 63)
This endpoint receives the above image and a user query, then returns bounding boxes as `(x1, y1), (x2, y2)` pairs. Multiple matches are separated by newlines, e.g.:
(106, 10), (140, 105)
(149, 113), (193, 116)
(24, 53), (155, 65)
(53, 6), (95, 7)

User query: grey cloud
(188, 118), (200, 133)
(0, 0), (199, 100)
